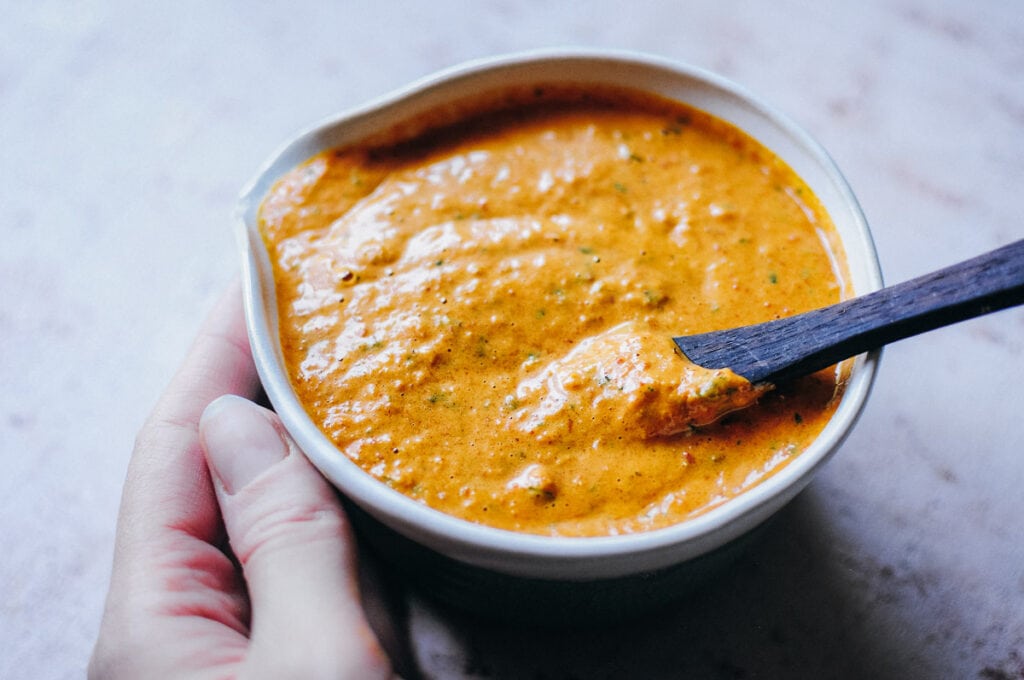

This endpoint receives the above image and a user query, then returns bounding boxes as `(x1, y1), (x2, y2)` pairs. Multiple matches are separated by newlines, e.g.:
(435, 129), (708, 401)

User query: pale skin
(89, 281), (397, 679)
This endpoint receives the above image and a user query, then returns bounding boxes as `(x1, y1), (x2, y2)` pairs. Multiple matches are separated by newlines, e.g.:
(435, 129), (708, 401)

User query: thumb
(199, 395), (393, 680)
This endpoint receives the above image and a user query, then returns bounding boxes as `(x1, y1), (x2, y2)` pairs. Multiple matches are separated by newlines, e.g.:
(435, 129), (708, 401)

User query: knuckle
(231, 501), (349, 567)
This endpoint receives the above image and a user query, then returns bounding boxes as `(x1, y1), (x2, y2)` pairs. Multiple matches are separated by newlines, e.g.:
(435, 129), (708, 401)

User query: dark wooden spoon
(673, 238), (1024, 385)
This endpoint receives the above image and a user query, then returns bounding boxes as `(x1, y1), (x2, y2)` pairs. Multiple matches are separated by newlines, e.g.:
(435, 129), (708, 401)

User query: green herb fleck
(699, 375), (737, 399)
(529, 486), (557, 502)
(643, 289), (666, 307)
(613, 182), (628, 194)
(769, 272), (779, 284)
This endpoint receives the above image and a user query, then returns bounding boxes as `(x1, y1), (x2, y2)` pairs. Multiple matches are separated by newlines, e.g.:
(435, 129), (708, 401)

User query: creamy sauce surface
(260, 91), (849, 536)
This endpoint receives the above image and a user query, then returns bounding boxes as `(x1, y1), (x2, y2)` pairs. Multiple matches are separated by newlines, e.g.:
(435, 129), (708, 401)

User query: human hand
(89, 281), (398, 679)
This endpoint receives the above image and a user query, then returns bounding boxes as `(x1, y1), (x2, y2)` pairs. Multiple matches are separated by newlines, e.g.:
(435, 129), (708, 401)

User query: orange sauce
(259, 88), (850, 536)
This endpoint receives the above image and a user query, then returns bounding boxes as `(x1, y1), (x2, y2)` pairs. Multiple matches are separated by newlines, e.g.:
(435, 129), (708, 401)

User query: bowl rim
(236, 47), (882, 579)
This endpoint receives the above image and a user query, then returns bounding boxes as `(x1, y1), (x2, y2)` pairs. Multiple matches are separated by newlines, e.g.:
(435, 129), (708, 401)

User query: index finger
(120, 277), (261, 545)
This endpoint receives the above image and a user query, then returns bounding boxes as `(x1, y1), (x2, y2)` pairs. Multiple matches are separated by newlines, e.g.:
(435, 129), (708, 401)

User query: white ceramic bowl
(236, 49), (882, 620)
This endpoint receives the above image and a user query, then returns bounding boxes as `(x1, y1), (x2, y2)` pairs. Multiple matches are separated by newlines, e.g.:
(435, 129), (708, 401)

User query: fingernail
(200, 394), (290, 495)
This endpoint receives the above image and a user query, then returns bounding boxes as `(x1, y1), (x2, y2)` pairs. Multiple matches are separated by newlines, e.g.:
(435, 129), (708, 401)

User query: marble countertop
(3, 1), (1022, 678)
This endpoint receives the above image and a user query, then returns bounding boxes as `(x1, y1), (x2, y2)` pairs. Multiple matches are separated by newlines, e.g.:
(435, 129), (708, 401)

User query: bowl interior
(236, 49), (881, 580)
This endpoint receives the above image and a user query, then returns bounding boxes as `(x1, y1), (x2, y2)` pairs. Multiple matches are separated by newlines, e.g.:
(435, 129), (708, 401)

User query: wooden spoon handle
(673, 238), (1024, 384)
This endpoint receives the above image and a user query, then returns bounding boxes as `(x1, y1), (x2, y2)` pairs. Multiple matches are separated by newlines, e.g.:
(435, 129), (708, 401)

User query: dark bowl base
(345, 500), (771, 626)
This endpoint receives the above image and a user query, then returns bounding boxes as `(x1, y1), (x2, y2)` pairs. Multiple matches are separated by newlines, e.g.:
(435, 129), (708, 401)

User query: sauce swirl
(260, 89), (849, 536)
